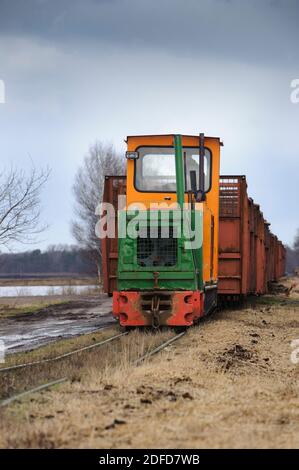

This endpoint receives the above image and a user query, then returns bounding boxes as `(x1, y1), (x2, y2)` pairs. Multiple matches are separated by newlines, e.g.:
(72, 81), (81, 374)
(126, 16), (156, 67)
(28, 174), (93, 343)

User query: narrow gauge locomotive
(101, 134), (285, 327)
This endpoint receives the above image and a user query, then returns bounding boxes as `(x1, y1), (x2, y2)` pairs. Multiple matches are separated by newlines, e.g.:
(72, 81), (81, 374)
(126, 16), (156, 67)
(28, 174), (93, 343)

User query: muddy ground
(0, 282), (298, 449)
(0, 295), (114, 354)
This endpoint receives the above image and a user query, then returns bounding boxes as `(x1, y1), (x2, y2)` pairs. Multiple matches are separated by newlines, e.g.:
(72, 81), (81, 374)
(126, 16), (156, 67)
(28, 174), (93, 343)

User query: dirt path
(0, 287), (299, 448)
(0, 296), (114, 354)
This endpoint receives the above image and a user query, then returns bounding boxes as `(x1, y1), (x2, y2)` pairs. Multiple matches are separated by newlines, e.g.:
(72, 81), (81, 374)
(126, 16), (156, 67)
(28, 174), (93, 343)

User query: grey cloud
(0, 0), (298, 66)
(0, 0), (298, 249)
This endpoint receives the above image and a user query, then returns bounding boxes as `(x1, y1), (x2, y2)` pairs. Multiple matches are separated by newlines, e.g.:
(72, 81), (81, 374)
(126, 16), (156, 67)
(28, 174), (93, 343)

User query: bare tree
(0, 166), (50, 248)
(285, 229), (299, 274)
(294, 229), (299, 254)
(71, 141), (125, 274)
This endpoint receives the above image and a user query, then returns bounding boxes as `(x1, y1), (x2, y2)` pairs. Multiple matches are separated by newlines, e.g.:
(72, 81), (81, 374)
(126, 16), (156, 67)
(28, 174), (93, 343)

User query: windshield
(135, 146), (211, 192)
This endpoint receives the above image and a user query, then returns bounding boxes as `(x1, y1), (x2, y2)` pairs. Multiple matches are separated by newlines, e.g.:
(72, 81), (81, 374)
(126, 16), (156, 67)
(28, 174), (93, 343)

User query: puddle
(0, 285), (96, 297)
(0, 296), (114, 355)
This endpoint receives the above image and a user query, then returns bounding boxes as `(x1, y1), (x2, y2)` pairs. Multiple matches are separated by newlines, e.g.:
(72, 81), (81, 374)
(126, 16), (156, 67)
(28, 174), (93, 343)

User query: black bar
(199, 132), (205, 192)
(0, 449), (297, 468)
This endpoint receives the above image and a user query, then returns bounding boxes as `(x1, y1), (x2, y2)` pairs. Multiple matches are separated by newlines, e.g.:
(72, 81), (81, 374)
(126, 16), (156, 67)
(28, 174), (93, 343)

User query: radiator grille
(137, 226), (177, 267)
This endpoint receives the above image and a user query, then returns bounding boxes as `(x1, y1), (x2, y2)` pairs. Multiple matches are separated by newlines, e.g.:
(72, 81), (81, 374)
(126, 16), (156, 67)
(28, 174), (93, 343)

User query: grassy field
(0, 280), (298, 448)
(0, 283), (101, 319)
(0, 299), (71, 319)
(0, 276), (98, 287)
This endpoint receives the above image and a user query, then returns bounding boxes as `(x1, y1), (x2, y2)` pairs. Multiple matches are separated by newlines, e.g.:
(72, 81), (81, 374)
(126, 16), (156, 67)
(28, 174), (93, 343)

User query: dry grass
(0, 327), (173, 408)
(0, 284), (299, 448)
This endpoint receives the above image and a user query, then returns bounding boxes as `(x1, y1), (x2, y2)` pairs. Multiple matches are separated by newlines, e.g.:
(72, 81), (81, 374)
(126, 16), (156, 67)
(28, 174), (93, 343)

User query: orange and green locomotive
(102, 133), (221, 327)
(101, 133), (285, 328)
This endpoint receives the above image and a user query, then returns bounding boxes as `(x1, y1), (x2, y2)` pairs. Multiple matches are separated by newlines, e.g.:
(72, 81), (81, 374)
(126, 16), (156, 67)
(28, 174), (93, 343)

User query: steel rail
(0, 332), (128, 373)
(134, 331), (186, 366)
(0, 331), (186, 408)
(0, 377), (68, 408)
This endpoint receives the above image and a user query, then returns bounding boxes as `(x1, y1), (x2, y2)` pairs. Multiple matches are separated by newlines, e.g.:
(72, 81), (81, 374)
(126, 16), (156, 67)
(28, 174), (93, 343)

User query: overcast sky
(0, 0), (298, 251)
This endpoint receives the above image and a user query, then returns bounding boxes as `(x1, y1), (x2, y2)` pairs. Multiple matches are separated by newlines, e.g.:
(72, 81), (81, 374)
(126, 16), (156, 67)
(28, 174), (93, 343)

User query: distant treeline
(0, 241), (298, 278)
(286, 246), (299, 275)
(285, 230), (299, 274)
(0, 245), (97, 277)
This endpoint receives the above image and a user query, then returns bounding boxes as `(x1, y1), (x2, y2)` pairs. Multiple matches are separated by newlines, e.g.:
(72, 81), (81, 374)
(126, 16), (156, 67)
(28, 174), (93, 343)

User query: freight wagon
(218, 175), (285, 298)
(101, 134), (285, 327)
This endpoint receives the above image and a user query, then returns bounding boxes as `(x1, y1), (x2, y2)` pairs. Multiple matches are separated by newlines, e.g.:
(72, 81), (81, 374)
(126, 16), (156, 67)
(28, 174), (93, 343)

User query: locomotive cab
(113, 134), (222, 327)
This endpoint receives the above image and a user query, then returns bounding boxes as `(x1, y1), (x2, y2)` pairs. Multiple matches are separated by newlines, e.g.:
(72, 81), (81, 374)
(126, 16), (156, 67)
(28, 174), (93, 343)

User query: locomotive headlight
(126, 151), (139, 160)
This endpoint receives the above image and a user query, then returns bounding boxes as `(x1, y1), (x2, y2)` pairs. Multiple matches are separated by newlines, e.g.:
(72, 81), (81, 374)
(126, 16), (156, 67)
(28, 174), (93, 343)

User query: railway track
(0, 330), (186, 408)
(134, 331), (186, 365)
(0, 331), (127, 373)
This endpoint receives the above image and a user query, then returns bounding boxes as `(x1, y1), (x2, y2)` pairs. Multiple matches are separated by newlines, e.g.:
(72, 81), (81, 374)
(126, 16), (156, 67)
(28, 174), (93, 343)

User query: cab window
(135, 146), (211, 192)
